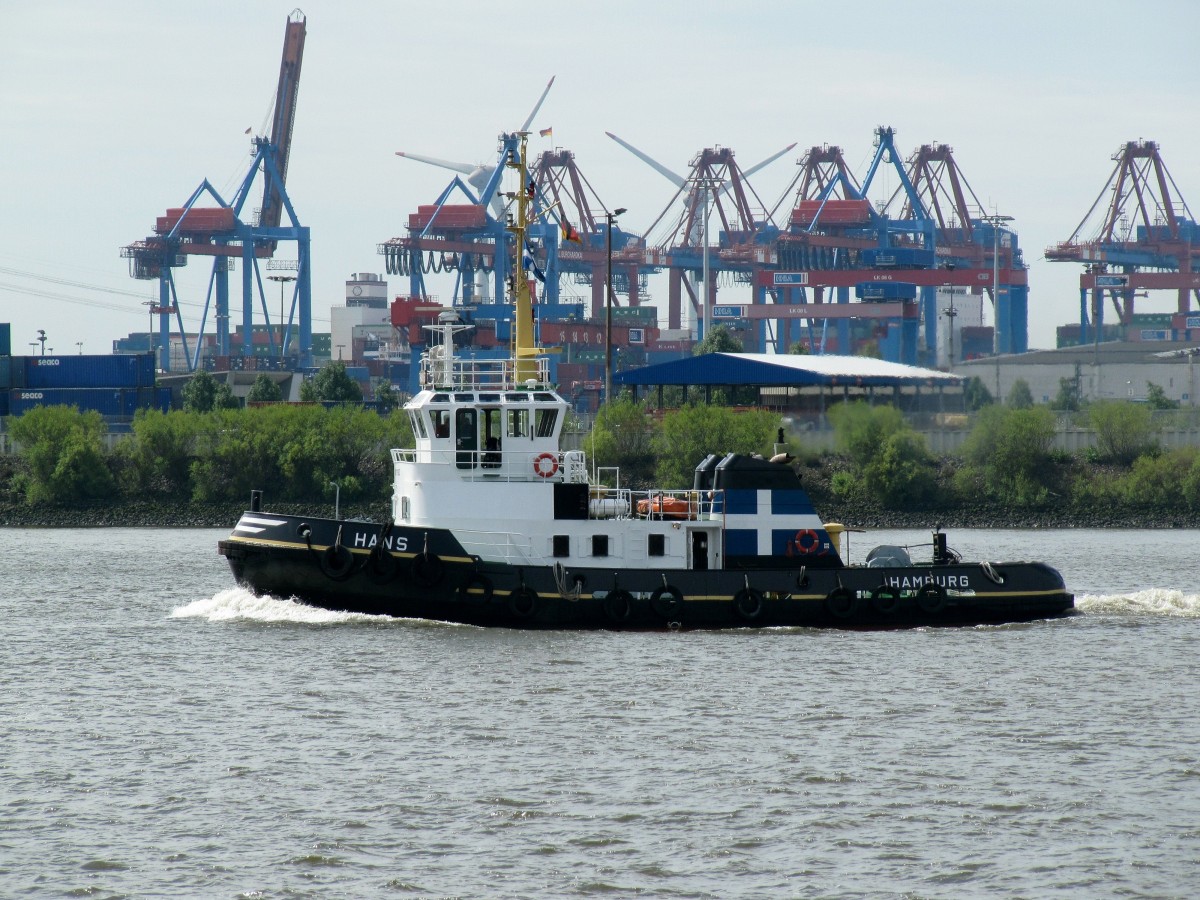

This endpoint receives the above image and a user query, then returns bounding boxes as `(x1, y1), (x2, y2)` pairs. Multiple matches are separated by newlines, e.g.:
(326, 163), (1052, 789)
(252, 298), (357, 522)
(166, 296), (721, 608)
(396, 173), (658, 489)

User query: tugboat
(217, 132), (1074, 630)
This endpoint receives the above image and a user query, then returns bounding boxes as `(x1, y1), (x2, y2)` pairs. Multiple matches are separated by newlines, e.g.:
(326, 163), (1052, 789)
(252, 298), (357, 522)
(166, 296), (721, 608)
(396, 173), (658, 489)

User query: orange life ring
(794, 529), (820, 554)
(533, 452), (559, 478)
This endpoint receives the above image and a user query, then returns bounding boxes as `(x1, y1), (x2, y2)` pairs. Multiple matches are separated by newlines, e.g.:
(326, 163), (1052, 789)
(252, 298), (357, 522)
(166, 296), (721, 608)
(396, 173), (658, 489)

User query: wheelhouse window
(507, 407), (529, 438)
(430, 409), (451, 439)
(535, 407), (558, 438)
(409, 410), (428, 439)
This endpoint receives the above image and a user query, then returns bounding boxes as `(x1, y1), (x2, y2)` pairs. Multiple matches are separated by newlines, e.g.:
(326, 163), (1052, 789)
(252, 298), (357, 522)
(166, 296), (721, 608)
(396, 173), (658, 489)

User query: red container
(407, 204), (487, 231)
(155, 206), (236, 234)
(790, 199), (872, 227)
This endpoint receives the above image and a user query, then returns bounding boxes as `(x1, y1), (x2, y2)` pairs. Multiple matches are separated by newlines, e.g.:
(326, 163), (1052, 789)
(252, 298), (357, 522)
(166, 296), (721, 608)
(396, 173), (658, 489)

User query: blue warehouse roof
(614, 353), (963, 388)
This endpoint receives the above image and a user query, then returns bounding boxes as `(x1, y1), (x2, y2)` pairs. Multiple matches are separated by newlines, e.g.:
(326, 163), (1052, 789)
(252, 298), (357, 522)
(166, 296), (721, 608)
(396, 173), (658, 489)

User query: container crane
(883, 140), (1027, 358)
(121, 11), (311, 371)
(1046, 140), (1200, 345)
(607, 133), (793, 335)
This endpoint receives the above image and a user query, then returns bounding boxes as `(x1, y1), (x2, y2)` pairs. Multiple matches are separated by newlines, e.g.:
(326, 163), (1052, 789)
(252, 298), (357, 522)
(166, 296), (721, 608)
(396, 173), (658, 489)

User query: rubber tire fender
(649, 585), (684, 619)
(825, 587), (859, 619)
(410, 553), (444, 588)
(916, 582), (947, 614)
(602, 589), (634, 623)
(508, 587), (539, 619)
(870, 585), (901, 614)
(732, 588), (764, 621)
(367, 547), (398, 584)
(319, 544), (355, 581)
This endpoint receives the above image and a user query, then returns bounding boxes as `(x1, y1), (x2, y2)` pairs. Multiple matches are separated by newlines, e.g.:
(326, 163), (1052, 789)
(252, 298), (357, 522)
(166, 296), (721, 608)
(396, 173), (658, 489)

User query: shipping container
(407, 204), (487, 231)
(8, 387), (143, 417)
(0, 323), (9, 357)
(22, 353), (156, 388)
(790, 199), (872, 227)
(155, 206), (236, 234)
(861, 247), (935, 269)
(855, 282), (918, 301)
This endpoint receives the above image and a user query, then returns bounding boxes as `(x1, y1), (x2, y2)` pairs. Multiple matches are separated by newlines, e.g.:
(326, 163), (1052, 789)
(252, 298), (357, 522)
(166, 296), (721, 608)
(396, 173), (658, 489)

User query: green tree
(586, 398), (657, 486)
(958, 405), (1057, 505)
(862, 430), (937, 508)
(1116, 447), (1199, 508)
(247, 373), (284, 403)
(188, 404), (410, 504)
(1006, 378), (1034, 409)
(182, 370), (238, 412)
(787, 341), (811, 355)
(1050, 376), (1081, 412)
(8, 405), (116, 504)
(1089, 400), (1158, 465)
(374, 381), (400, 412)
(963, 376), (993, 411)
(300, 361), (363, 402)
(653, 405), (777, 488)
(693, 323), (743, 356)
(1146, 382), (1179, 410)
(827, 401), (905, 468)
(114, 409), (202, 496)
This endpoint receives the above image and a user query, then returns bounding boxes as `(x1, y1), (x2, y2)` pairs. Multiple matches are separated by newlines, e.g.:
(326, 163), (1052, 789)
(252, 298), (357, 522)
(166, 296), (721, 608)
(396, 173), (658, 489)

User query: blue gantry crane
(122, 11), (311, 370)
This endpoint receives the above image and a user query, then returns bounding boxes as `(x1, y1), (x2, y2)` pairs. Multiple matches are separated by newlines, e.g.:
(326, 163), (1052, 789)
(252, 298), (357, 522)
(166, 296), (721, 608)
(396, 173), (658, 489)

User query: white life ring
(533, 452), (559, 478)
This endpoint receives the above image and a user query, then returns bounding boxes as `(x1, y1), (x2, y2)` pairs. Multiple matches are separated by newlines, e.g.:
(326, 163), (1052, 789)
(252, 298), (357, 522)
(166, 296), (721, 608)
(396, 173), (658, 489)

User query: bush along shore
(7, 397), (1200, 530)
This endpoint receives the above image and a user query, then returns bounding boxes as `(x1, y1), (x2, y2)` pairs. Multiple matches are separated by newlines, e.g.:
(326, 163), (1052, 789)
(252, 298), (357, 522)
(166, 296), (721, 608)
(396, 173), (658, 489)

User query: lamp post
(143, 300), (156, 365)
(982, 213), (1013, 400)
(268, 273), (297, 354)
(604, 207), (627, 405)
(942, 262), (957, 371)
(76, 341), (83, 355)
(36, 329), (47, 356)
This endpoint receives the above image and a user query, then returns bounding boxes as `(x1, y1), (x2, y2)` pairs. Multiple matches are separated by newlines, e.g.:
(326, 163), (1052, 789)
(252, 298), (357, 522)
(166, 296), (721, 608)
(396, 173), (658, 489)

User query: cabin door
(455, 409), (477, 469)
(690, 530), (709, 571)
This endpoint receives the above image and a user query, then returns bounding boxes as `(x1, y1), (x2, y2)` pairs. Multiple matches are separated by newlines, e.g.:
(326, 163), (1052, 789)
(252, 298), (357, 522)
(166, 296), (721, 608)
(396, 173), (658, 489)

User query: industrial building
(615, 352), (964, 418)
(957, 342), (1200, 407)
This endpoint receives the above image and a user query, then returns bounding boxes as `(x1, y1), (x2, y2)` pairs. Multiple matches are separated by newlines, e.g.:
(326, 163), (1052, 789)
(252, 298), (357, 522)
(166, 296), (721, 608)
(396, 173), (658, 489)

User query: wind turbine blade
(743, 142), (798, 177)
(605, 132), (686, 188)
(394, 152), (476, 176)
(520, 76), (556, 133)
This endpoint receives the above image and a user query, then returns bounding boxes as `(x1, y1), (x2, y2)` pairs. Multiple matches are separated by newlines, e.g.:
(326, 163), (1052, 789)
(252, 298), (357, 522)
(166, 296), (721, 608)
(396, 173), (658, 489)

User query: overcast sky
(3, 0), (1198, 357)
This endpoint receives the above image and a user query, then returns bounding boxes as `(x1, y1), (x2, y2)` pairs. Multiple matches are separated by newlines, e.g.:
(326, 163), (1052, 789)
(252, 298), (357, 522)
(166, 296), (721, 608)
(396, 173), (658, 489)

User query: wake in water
(171, 587), (394, 626)
(1076, 588), (1200, 617)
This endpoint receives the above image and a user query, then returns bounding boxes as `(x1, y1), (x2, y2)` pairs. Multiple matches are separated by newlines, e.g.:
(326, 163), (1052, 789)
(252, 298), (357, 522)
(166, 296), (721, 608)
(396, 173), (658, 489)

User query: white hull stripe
(239, 516), (290, 528)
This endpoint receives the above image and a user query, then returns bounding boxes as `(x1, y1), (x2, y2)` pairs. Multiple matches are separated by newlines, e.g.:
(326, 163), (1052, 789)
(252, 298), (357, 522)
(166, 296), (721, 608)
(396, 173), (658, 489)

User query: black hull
(217, 512), (1075, 630)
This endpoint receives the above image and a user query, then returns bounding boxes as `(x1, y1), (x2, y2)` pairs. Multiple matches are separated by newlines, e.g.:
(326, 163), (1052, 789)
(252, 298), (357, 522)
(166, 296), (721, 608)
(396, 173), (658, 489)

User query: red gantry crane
(1047, 139), (1200, 345)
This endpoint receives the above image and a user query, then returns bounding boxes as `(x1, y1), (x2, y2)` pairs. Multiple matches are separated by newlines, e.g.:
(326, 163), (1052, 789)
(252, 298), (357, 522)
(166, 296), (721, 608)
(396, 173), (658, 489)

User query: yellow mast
(506, 132), (539, 385)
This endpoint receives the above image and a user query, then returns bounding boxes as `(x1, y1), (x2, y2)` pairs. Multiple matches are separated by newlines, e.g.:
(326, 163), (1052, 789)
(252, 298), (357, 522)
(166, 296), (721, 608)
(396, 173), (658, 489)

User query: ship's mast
(507, 132), (540, 385)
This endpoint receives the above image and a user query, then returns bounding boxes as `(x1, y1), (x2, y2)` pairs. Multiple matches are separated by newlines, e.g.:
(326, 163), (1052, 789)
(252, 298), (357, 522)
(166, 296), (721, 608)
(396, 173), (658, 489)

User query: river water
(3, 526), (1199, 898)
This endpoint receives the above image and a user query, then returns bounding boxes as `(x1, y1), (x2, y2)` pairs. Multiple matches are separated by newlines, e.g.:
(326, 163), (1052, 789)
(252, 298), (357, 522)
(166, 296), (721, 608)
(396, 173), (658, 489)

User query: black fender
(733, 588), (764, 621)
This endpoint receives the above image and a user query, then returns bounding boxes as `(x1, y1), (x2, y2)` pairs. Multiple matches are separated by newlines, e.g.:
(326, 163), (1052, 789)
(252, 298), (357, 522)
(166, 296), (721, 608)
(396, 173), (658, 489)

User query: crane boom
(261, 11), (306, 231)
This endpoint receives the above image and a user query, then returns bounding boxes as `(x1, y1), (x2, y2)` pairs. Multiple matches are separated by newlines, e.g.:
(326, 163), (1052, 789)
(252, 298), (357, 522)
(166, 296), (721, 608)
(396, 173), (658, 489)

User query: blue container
(0, 391), (9, 416)
(8, 387), (141, 417)
(0, 323), (10, 357)
(23, 353), (156, 388)
(855, 282), (918, 301)
(861, 247), (935, 269)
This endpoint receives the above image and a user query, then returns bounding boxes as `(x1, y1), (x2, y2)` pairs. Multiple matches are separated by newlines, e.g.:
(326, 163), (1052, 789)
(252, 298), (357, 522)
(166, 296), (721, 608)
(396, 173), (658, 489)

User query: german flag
(561, 218), (582, 243)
